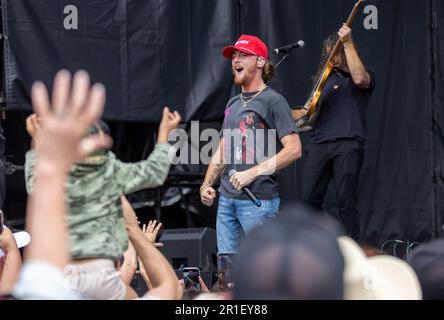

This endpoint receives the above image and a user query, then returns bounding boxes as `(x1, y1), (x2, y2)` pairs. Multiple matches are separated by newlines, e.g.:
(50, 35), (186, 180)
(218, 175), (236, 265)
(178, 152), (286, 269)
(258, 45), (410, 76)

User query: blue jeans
(216, 196), (280, 253)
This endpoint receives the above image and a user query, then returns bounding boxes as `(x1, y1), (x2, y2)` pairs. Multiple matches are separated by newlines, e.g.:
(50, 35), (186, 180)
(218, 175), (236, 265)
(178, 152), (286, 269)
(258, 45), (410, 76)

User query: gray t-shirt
(219, 87), (298, 200)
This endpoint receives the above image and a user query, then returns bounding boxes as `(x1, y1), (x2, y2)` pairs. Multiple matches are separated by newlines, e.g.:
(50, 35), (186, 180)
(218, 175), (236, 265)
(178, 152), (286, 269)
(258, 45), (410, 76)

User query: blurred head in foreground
(233, 202), (345, 300)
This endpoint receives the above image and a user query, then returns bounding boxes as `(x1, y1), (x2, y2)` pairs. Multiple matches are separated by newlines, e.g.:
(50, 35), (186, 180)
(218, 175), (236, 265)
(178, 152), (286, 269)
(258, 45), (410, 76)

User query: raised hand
(338, 24), (352, 44)
(31, 70), (112, 173)
(138, 220), (164, 290)
(0, 226), (17, 254)
(142, 220), (164, 248)
(158, 106), (181, 143)
(25, 114), (41, 140)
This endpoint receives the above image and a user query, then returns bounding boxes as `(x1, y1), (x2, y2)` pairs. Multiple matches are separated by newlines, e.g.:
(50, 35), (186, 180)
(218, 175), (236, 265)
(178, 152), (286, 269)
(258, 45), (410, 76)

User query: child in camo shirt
(25, 107), (180, 299)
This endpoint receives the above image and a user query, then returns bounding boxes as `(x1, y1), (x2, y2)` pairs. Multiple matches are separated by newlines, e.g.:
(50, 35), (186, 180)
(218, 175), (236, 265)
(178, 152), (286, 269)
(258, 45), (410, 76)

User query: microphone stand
(273, 52), (291, 71)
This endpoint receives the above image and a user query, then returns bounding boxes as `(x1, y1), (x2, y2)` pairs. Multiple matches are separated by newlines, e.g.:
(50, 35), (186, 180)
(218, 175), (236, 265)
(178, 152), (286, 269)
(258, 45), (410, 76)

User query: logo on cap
(236, 40), (250, 46)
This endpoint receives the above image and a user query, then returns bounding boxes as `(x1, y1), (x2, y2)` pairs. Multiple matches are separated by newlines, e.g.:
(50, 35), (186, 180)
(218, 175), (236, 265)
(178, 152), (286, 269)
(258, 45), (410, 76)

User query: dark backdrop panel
(241, 0), (433, 246)
(1, 0), (123, 117)
(357, 0), (432, 245)
(125, 0), (237, 121)
(2, 0), (236, 122)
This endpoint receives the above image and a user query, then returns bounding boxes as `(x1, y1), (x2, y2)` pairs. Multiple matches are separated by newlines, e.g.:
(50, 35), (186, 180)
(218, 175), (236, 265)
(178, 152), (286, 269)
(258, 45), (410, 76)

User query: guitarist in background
(292, 25), (375, 241)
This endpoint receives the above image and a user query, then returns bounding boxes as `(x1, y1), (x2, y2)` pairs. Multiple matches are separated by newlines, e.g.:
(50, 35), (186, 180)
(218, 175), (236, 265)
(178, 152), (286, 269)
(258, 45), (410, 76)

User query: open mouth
(234, 66), (244, 73)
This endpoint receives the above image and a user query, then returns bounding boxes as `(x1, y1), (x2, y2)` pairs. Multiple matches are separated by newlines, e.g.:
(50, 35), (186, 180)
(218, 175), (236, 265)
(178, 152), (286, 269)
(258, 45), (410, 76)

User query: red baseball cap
(223, 35), (269, 60)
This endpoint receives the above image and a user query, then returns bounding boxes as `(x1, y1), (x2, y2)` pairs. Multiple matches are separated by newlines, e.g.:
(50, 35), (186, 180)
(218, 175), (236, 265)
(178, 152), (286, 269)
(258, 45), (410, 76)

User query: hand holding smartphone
(183, 267), (201, 290)
(218, 252), (236, 292)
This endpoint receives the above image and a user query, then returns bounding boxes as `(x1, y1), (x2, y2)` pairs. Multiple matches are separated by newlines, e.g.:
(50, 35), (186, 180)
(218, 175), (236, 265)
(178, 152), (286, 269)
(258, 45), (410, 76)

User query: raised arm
(0, 227), (22, 294)
(119, 240), (138, 286)
(121, 196), (182, 300)
(137, 220), (164, 290)
(339, 25), (371, 89)
(116, 107), (181, 195)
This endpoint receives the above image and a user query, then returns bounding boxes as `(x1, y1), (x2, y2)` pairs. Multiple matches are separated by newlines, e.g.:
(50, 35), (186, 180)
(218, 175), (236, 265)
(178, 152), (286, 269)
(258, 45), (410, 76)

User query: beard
(233, 72), (247, 86)
(232, 66), (254, 86)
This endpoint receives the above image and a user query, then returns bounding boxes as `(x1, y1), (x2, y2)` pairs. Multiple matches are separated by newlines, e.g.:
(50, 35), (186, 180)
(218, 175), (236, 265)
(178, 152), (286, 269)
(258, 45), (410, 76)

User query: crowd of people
(0, 28), (443, 300)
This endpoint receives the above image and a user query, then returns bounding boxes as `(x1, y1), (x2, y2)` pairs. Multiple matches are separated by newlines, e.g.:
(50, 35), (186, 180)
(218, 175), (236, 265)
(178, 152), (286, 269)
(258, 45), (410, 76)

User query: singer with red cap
(200, 35), (302, 253)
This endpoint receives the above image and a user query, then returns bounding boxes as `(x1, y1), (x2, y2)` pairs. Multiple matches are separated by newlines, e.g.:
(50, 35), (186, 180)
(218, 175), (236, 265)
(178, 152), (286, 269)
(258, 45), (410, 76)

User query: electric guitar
(296, 0), (365, 132)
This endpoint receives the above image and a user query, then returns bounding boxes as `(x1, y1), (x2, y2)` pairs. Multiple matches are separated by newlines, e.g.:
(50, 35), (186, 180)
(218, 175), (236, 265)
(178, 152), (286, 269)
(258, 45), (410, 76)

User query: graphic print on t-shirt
(219, 88), (298, 200)
(238, 112), (265, 164)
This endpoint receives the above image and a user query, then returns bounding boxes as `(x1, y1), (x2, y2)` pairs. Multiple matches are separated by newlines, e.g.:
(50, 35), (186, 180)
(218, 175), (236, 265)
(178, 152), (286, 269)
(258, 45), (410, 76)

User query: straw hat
(338, 236), (422, 300)
(0, 226), (31, 258)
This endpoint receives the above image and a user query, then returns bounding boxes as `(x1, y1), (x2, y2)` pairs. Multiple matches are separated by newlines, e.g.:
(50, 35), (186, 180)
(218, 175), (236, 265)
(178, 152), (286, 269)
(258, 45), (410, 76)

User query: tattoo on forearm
(206, 163), (225, 186)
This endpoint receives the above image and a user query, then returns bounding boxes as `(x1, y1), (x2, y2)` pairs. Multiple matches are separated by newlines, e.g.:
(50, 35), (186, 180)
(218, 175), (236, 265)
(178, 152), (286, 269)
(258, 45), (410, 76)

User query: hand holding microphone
(229, 170), (262, 207)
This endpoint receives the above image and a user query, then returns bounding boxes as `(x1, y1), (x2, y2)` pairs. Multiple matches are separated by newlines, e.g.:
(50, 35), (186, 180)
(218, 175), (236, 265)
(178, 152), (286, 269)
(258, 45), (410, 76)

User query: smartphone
(183, 267), (201, 290)
(217, 252), (236, 292)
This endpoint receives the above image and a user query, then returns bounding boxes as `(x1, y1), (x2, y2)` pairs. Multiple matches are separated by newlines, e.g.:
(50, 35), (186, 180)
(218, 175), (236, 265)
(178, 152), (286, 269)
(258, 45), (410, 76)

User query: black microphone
(229, 170), (262, 207)
(273, 40), (305, 54)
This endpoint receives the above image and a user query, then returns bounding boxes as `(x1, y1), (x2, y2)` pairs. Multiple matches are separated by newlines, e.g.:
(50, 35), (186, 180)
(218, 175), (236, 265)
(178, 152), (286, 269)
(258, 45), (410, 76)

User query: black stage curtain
(2, 0), (443, 246)
(1, 0), (236, 122)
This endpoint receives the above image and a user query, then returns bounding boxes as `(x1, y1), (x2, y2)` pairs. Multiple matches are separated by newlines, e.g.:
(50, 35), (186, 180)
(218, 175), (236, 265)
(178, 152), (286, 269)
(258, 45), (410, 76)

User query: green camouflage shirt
(25, 143), (172, 260)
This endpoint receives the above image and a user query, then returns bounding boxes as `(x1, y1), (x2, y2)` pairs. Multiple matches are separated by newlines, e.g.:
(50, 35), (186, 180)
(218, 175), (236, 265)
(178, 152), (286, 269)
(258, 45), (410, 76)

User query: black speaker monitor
(159, 228), (217, 271)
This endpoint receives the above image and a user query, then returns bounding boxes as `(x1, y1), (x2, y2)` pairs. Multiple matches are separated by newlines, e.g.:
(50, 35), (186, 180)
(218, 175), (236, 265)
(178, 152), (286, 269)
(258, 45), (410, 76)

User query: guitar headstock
(344, 0), (366, 26)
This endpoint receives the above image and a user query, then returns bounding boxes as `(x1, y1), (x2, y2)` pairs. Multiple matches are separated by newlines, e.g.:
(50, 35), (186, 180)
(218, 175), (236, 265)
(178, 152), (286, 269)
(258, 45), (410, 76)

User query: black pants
(302, 139), (364, 241)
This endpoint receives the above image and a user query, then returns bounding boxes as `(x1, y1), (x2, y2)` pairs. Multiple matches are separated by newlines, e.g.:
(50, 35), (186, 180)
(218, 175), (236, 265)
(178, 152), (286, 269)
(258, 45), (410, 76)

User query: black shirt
(312, 69), (375, 143)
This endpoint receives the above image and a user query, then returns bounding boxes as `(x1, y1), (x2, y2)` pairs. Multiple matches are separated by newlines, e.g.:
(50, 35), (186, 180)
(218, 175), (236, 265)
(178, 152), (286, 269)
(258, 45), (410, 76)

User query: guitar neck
(328, 0), (365, 65)
(345, 0), (365, 27)
(312, 0), (365, 92)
